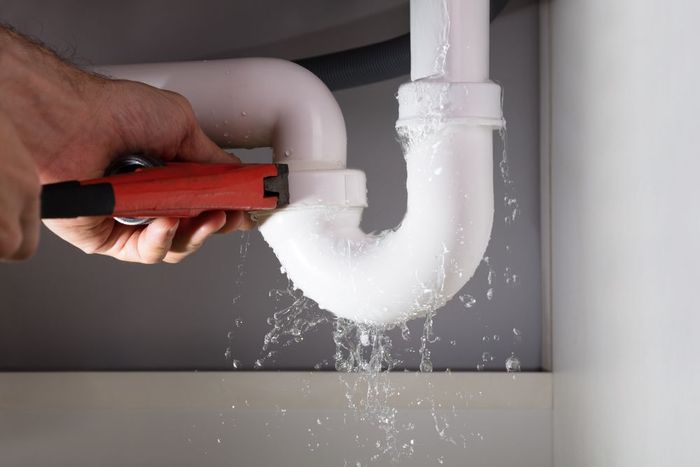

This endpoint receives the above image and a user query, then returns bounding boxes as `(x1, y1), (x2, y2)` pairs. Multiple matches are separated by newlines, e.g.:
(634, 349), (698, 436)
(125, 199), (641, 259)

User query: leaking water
(217, 129), (519, 464)
(223, 120), (524, 464)
(219, 28), (525, 461)
(225, 232), (251, 369)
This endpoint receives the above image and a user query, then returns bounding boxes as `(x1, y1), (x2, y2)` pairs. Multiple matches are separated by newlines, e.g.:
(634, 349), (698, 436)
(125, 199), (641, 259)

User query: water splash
(458, 293), (476, 308)
(255, 281), (331, 368)
(431, 0), (452, 78)
(229, 81), (524, 466)
(499, 119), (519, 223)
(225, 232), (251, 369)
(333, 320), (405, 461)
(505, 354), (521, 373)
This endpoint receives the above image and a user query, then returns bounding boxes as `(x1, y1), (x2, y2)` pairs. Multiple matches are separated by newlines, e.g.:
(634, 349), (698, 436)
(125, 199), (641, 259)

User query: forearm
(0, 26), (112, 179)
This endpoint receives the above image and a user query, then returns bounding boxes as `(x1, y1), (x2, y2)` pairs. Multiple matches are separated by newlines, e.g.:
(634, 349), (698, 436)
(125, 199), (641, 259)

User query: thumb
(177, 126), (241, 165)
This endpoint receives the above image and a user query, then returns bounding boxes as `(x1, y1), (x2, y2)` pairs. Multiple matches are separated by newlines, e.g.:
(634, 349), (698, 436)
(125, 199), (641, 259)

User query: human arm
(0, 26), (248, 263)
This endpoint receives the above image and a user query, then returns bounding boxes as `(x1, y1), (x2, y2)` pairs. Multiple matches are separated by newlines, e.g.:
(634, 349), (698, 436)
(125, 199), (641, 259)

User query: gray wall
(0, 0), (541, 371)
(549, 0), (700, 465)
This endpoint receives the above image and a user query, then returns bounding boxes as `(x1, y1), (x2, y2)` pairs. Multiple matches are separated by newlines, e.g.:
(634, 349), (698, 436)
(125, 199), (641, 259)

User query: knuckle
(166, 90), (194, 113)
(0, 225), (22, 259)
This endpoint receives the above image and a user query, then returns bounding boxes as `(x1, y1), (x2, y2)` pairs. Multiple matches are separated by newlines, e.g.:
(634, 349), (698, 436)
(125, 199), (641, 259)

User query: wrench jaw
(264, 164), (289, 208)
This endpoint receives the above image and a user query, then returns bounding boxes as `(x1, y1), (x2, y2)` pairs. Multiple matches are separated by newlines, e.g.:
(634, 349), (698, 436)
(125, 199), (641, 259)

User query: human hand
(0, 26), (249, 263)
(0, 112), (41, 261)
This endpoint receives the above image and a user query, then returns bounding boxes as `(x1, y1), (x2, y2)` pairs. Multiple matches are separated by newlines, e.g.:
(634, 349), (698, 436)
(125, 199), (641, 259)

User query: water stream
(218, 109), (523, 464)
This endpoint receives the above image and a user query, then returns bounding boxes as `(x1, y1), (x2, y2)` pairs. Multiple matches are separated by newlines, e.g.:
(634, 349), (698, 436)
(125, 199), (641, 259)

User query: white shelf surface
(0, 372), (552, 467)
(0, 371), (551, 410)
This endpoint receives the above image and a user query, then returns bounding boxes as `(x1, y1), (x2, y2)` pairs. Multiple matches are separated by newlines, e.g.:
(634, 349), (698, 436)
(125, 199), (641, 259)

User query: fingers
(45, 209), (248, 264)
(0, 195), (40, 262)
(12, 194), (41, 260)
(133, 218), (180, 264)
(163, 211), (229, 263)
(143, 88), (241, 164)
(178, 125), (242, 165)
(218, 211), (252, 234)
(0, 222), (23, 260)
(0, 112), (41, 261)
(62, 217), (180, 264)
(159, 89), (242, 165)
(102, 81), (241, 167)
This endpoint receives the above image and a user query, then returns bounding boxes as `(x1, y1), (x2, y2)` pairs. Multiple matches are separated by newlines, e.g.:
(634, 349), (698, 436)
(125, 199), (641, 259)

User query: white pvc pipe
(96, 58), (347, 171)
(410, 0), (490, 81)
(260, 123), (494, 324)
(100, 0), (501, 325)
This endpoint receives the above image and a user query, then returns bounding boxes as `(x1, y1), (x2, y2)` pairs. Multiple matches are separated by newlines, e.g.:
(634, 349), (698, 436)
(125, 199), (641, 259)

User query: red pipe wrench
(40, 155), (288, 224)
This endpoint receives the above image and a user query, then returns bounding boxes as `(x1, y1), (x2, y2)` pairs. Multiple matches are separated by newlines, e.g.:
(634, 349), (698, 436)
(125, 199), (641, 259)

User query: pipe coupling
(396, 81), (504, 128)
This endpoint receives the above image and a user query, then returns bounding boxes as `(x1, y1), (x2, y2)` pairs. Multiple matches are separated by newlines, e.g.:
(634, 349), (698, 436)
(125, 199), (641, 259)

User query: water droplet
(459, 294), (476, 308)
(433, 167), (443, 175)
(486, 288), (494, 300)
(284, 149), (293, 158)
(240, 111), (247, 117)
(359, 331), (370, 347)
(505, 355), (521, 372)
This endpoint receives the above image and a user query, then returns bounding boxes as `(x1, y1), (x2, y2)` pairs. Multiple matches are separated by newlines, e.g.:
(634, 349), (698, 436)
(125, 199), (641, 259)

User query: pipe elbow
(95, 58), (347, 170)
